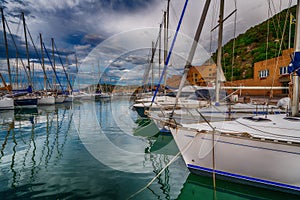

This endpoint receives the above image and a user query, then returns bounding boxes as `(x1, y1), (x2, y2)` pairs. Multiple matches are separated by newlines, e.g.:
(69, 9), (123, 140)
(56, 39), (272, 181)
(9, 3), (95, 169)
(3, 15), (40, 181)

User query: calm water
(0, 97), (299, 199)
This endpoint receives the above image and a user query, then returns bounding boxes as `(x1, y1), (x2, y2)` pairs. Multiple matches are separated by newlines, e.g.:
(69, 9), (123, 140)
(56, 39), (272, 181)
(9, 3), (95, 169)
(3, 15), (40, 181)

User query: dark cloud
(1, 0), (297, 86)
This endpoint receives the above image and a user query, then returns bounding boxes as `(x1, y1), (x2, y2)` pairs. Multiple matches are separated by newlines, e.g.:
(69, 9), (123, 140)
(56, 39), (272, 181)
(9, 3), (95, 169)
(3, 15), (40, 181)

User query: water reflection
(0, 104), (73, 192)
(178, 173), (300, 200)
(1, 99), (299, 199)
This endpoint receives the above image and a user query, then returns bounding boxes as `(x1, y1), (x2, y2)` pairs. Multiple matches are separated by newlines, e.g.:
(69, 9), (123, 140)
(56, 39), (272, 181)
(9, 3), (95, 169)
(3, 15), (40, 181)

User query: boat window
(243, 116), (271, 122)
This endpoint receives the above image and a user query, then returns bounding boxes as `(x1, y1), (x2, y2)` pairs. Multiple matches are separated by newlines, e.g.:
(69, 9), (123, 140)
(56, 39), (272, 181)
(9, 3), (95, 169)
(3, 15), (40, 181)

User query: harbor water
(0, 97), (299, 199)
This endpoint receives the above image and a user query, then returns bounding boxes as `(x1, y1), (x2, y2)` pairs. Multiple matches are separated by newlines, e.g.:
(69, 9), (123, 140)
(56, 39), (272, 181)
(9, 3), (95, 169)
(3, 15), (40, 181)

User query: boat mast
(163, 5), (168, 95)
(291, 0), (300, 116)
(169, 0), (211, 116)
(22, 12), (33, 88)
(53, 40), (73, 93)
(40, 33), (46, 90)
(215, 0), (225, 104)
(52, 38), (56, 91)
(1, 8), (12, 86)
(163, 0), (169, 95)
(151, 41), (155, 92)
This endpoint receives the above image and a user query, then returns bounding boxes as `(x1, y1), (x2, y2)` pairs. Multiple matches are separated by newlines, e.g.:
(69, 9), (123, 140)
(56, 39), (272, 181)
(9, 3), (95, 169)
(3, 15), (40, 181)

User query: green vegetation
(212, 5), (296, 81)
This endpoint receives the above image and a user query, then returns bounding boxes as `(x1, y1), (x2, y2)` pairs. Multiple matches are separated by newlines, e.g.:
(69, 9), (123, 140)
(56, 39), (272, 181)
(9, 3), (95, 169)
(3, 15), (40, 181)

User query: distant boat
(64, 94), (74, 102)
(0, 96), (14, 110)
(12, 86), (38, 108)
(37, 92), (55, 105)
(72, 91), (93, 101)
(55, 94), (66, 104)
(14, 95), (38, 108)
(38, 95), (55, 105)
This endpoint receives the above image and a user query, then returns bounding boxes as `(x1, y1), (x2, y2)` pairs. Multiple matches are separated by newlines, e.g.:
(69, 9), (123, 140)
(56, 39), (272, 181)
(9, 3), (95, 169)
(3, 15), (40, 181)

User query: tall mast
(40, 33), (46, 90)
(163, 0), (170, 94)
(291, 0), (300, 116)
(159, 23), (162, 77)
(51, 38), (56, 90)
(1, 8), (12, 86)
(169, 0), (211, 116)
(215, 0), (225, 104)
(22, 12), (33, 87)
(151, 41), (155, 92)
(163, 8), (168, 95)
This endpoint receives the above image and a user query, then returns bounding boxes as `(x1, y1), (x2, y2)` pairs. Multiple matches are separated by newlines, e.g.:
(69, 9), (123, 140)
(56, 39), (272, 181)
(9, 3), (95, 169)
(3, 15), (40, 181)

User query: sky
(0, 0), (297, 88)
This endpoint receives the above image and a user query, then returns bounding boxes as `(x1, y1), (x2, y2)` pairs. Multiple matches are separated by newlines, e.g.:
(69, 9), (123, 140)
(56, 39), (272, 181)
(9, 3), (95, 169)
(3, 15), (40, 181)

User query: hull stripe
(187, 164), (300, 191)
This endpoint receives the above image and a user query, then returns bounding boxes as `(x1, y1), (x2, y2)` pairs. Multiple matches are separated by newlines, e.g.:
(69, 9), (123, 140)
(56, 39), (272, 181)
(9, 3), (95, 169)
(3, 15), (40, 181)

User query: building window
(259, 69), (269, 78)
(280, 66), (288, 75)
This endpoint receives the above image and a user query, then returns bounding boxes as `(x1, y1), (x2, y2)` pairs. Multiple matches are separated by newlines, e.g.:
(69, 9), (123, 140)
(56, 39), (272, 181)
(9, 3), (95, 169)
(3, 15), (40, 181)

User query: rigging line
(43, 42), (64, 92)
(15, 13), (22, 37)
(262, 0), (271, 104)
(209, 0), (218, 57)
(269, 0), (293, 100)
(269, 0), (287, 50)
(235, 118), (300, 140)
(53, 41), (73, 92)
(151, 0), (189, 104)
(4, 17), (30, 83)
(170, 1), (179, 27)
(126, 132), (195, 200)
(26, 26), (52, 90)
(142, 16), (164, 92)
(231, 0), (237, 82)
(173, 1), (212, 111)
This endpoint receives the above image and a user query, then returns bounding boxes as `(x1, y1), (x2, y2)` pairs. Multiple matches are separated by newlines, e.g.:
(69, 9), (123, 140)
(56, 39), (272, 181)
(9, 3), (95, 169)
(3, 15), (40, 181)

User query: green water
(0, 97), (299, 199)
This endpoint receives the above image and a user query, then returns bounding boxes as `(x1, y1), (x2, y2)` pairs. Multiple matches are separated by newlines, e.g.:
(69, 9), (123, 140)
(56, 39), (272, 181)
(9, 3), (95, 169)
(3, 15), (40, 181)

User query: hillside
(212, 5), (296, 81)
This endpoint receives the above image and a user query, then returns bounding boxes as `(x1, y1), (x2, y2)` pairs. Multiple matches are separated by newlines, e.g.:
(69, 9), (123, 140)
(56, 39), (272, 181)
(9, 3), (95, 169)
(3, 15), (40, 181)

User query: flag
(290, 13), (296, 24)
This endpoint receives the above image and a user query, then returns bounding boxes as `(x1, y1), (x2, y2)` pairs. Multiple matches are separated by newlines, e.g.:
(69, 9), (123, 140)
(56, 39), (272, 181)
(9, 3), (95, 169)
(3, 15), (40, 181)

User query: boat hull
(55, 96), (65, 104)
(14, 97), (38, 108)
(171, 127), (300, 193)
(38, 96), (55, 105)
(0, 97), (14, 110)
(133, 105), (149, 117)
(64, 95), (74, 102)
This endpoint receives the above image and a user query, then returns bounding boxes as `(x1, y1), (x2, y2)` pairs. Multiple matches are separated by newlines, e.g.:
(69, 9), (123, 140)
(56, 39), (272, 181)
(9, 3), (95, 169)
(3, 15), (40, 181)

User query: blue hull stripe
(187, 164), (300, 191)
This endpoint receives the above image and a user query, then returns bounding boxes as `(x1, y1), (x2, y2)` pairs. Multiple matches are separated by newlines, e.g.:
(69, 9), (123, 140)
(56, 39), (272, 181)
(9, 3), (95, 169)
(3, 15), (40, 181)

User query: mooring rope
(127, 129), (196, 199)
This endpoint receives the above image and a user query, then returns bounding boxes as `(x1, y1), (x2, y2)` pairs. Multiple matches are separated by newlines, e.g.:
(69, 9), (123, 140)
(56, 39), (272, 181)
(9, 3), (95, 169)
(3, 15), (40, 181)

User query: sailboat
(166, 0), (300, 193)
(0, 72), (14, 110)
(37, 33), (55, 105)
(1, 10), (38, 109)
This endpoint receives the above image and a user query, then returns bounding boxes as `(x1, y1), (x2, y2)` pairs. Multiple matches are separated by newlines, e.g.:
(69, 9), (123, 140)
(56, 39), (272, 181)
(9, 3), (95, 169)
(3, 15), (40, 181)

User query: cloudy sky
(0, 0), (297, 88)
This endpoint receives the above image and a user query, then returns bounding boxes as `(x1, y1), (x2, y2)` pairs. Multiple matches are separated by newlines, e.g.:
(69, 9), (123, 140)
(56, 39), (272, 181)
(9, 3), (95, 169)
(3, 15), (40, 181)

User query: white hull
(170, 114), (300, 192)
(73, 92), (93, 102)
(38, 96), (55, 105)
(64, 95), (74, 102)
(55, 96), (65, 103)
(0, 97), (14, 110)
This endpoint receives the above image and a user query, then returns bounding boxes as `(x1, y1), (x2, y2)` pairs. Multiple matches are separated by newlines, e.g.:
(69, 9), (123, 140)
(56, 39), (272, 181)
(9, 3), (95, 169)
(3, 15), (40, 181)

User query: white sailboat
(37, 93), (55, 105)
(0, 96), (14, 110)
(166, 0), (300, 193)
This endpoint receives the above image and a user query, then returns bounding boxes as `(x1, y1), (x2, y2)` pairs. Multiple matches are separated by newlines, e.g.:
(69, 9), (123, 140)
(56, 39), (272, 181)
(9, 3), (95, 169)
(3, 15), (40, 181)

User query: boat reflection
(0, 104), (73, 189)
(177, 173), (300, 200)
(133, 118), (160, 137)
